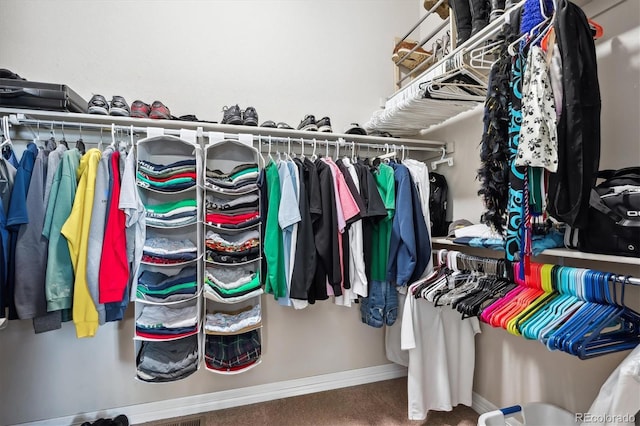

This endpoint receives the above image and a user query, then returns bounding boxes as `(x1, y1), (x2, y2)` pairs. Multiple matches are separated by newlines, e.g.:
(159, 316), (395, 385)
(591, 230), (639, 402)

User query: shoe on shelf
(149, 100), (171, 120)
(221, 104), (243, 125)
(392, 40), (432, 70)
(109, 96), (130, 117)
(243, 106), (259, 126)
(424, 0), (450, 19)
(317, 116), (333, 133)
(261, 120), (277, 128)
(88, 94), (109, 115)
(344, 123), (367, 135)
(298, 114), (318, 131)
(277, 122), (293, 130)
(130, 100), (151, 118)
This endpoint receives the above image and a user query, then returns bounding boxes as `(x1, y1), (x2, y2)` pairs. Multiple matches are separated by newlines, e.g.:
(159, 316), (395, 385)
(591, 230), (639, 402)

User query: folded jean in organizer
(204, 329), (262, 370)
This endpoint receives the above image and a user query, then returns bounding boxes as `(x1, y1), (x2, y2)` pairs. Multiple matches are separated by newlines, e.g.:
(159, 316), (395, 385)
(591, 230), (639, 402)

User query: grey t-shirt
(43, 144), (67, 211)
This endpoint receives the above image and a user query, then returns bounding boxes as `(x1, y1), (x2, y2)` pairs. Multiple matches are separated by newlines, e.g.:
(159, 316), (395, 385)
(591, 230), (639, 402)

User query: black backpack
(429, 172), (449, 237)
(565, 167), (640, 257)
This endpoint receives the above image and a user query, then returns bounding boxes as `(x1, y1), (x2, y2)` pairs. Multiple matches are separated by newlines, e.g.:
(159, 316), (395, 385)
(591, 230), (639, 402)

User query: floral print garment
(516, 45), (559, 172)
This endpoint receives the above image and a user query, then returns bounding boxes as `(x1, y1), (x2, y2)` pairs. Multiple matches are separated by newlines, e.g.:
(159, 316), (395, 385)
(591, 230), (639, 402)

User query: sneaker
(243, 106), (259, 126)
(261, 120), (277, 128)
(149, 100), (171, 120)
(344, 123), (367, 135)
(277, 122), (293, 130)
(221, 104), (243, 125)
(297, 114), (318, 131)
(109, 96), (130, 116)
(316, 116), (332, 133)
(130, 100), (151, 118)
(88, 94), (109, 115)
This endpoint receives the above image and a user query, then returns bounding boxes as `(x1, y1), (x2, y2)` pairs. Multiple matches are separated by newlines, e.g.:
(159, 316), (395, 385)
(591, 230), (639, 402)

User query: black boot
(470, 0), (490, 36)
(490, 0), (505, 21)
(449, 0), (472, 45)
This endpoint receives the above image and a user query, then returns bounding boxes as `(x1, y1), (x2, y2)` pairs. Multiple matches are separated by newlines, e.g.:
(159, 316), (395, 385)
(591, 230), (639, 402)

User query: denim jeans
(360, 280), (398, 328)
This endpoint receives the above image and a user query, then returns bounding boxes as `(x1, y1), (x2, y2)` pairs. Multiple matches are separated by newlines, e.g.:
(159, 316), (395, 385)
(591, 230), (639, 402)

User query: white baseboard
(472, 391), (499, 415)
(17, 364), (408, 426)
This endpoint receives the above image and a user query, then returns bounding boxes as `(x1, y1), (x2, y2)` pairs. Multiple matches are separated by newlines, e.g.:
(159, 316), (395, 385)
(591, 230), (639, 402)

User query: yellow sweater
(61, 149), (102, 338)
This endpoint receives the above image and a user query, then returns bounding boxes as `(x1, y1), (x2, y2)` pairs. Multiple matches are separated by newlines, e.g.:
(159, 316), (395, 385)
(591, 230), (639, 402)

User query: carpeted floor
(139, 377), (478, 426)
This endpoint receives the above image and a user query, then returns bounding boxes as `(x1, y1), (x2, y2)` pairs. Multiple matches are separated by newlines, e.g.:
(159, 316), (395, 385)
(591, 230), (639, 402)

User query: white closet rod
(3, 111), (447, 152)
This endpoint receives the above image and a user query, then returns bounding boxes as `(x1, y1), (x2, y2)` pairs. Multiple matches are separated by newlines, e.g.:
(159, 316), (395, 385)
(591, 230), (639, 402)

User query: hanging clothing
(43, 148), (82, 318)
(546, 0), (601, 229)
(401, 283), (480, 421)
(5, 142), (39, 320)
(61, 148), (102, 338)
(277, 159), (301, 307)
(263, 160), (287, 300)
(13, 148), (48, 320)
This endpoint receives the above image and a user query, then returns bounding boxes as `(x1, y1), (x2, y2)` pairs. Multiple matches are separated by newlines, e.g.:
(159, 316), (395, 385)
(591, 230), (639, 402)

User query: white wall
(424, 0), (640, 415)
(0, 1), (419, 424)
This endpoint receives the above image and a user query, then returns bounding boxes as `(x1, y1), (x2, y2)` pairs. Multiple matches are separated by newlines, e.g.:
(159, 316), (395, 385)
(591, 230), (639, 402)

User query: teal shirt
(42, 148), (81, 311)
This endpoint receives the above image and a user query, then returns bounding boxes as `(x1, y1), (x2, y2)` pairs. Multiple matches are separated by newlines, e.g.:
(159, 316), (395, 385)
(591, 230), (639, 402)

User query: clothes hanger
(59, 122), (68, 148)
(431, 146), (454, 170)
(311, 138), (318, 161)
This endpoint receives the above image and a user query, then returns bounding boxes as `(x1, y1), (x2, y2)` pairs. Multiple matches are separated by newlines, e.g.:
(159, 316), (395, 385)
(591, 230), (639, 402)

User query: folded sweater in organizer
(136, 303), (198, 329)
(137, 334), (198, 369)
(136, 325), (197, 336)
(142, 255), (194, 265)
(146, 199), (197, 218)
(205, 229), (260, 248)
(205, 177), (257, 190)
(137, 265), (197, 289)
(136, 281), (197, 298)
(205, 304), (262, 333)
(136, 292), (197, 304)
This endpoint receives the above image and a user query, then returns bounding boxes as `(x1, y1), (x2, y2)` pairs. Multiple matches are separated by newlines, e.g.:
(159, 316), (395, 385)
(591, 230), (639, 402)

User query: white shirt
(403, 159), (433, 276)
(401, 281), (480, 420)
(343, 157), (368, 299)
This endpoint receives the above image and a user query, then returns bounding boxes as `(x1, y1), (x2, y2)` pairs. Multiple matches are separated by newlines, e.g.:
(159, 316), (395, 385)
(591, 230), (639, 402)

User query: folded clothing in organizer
(206, 211), (259, 226)
(138, 159), (197, 176)
(205, 193), (259, 211)
(143, 237), (197, 263)
(206, 247), (260, 264)
(145, 199), (197, 227)
(205, 229), (260, 252)
(205, 304), (262, 334)
(205, 274), (261, 297)
(136, 173), (196, 192)
(136, 266), (197, 300)
(204, 286), (263, 303)
(206, 266), (257, 290)
(137, 335), (198, 382)
(205, 329), (261, 371)
(205, 181), (258, 195)
(136, 301), (199, 330)
(206, 163), (258, 180)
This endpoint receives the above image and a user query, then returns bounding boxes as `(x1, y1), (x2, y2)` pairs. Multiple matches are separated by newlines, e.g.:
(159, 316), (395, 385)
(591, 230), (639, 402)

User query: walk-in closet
(0, 0), (638, 425)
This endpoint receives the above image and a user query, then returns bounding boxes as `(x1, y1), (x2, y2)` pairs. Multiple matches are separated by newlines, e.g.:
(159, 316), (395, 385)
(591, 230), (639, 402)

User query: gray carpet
(139, 377), (478, 426)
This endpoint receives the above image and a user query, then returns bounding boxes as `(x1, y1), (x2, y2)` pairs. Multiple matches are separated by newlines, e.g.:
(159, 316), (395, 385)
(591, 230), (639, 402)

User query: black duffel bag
(567, 167), (640, 257)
